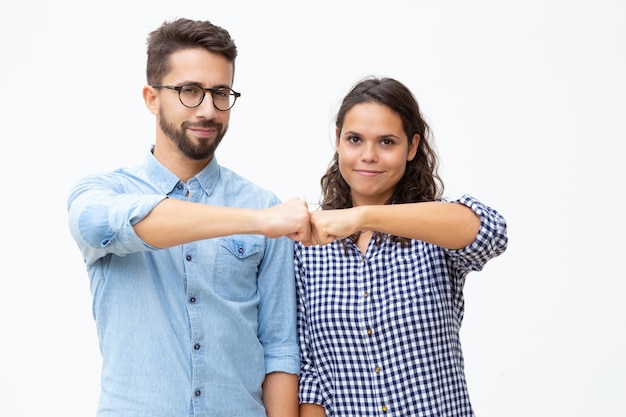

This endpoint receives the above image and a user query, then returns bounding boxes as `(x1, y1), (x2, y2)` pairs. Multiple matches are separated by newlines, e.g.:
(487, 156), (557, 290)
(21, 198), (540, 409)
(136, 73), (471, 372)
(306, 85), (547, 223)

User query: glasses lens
(179, 86), (204, 107)
(212, 88), (236, 111)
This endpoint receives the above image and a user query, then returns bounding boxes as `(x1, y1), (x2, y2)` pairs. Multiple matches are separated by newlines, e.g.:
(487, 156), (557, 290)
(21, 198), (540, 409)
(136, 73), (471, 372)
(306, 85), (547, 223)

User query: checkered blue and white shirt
(295, 195), (508, 416)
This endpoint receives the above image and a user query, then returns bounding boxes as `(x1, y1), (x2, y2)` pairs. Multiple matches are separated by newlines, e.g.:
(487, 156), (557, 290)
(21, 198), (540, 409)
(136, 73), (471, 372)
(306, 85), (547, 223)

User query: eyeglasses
(151, 84), (241, 111)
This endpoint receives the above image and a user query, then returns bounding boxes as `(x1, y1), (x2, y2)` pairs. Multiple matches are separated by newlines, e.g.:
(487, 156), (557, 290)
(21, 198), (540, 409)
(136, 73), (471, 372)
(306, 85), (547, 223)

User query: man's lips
(187, 124), (219, 138)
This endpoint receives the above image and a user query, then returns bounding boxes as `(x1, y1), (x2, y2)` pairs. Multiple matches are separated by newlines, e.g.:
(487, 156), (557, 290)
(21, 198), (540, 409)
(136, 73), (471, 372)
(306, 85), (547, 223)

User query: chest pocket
(382, 241), (435, 305)
(213, 237), (264, 301)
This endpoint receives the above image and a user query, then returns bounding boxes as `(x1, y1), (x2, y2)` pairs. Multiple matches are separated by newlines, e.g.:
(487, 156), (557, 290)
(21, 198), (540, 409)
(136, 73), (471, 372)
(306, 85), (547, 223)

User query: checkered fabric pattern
(296, 195), (508, 416)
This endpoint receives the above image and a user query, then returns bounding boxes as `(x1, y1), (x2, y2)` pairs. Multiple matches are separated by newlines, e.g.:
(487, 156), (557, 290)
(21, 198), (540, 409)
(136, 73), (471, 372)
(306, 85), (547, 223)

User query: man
(67, 18), (308, 417)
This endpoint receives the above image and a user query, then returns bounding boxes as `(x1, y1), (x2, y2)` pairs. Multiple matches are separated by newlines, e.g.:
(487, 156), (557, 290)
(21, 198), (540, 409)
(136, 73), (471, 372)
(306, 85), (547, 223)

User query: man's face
(154, 48), (234, 161)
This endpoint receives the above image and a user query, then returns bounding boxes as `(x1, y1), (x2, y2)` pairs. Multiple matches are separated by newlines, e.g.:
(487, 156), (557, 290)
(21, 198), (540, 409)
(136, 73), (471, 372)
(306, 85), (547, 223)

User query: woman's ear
(142, 85), (159, 116)
(407, 134), (420, 161)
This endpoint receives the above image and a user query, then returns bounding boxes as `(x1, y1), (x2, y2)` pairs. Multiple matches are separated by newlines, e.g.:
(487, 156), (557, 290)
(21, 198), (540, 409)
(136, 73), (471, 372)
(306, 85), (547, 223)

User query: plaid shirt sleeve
(295, 243), (325, 407)
(445, 194), (508, 321)
(446, 194), (508, 272)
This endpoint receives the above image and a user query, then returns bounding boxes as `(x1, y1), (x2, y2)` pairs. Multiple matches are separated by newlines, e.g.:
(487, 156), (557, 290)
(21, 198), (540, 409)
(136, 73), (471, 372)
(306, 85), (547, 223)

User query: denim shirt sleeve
(257, 234), (300, 376)
(67, 173), (166, 266)
(446, 194), (508, 274)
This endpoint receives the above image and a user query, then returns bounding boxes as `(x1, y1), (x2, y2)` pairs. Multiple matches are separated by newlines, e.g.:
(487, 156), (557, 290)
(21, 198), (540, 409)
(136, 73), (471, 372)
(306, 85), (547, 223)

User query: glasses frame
(151, 84), (241, 111)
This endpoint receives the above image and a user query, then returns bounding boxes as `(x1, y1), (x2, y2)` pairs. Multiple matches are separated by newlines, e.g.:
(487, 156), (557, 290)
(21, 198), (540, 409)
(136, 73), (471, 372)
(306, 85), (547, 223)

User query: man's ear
(142, 85), (159, 116)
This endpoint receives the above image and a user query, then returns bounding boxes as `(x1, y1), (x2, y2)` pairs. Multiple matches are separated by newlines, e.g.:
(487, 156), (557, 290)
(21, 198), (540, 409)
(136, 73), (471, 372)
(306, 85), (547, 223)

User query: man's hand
(259, 198), (311, 242)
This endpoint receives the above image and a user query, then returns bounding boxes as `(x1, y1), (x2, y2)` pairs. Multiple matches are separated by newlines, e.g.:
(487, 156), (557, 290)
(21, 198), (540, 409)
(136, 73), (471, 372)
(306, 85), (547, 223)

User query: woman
(296, 77), (508, 416)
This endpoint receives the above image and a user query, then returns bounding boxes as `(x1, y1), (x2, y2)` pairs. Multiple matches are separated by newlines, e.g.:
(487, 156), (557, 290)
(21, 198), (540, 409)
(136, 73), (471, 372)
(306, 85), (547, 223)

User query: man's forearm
(262, 372), (299, 417)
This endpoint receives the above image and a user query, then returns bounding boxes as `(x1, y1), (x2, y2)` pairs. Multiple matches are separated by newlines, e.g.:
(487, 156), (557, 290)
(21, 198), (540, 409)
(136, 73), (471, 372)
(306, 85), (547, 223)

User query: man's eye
(181, 86), (200, 95)
(214, 89), (229, 98)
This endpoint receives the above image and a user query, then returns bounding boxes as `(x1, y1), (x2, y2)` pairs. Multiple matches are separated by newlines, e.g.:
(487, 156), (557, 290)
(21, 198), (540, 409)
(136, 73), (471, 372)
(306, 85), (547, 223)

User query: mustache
(182, 120), (223, 130)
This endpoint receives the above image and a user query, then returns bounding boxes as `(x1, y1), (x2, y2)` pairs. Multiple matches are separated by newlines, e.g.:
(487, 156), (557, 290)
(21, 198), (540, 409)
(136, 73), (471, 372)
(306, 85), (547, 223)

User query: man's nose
(195, 94), (219, 118)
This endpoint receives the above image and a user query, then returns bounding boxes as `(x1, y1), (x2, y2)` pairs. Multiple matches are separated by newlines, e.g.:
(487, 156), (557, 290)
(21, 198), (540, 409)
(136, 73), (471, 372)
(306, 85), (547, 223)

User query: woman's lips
(355, 169), (381, 177)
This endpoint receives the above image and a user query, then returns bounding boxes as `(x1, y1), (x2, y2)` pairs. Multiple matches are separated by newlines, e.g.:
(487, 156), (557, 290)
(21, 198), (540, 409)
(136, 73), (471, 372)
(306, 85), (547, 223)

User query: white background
(1, 0), (624, 415)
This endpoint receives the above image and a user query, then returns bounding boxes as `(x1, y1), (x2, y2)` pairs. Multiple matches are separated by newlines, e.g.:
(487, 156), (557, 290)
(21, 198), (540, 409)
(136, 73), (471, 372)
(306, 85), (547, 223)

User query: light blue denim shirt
(67, 151), (299, 417)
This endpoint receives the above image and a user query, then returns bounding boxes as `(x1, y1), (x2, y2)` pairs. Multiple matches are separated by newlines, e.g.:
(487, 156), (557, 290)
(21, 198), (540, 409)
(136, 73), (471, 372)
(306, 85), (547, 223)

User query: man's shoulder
(217, 166), (280, 206)
(69, 162), (152, 195)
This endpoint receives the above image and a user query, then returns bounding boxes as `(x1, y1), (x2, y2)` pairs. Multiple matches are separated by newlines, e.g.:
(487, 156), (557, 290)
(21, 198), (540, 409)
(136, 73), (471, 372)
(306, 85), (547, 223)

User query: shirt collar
(194, 156), (220, 196)
(142, 149), (220, 196)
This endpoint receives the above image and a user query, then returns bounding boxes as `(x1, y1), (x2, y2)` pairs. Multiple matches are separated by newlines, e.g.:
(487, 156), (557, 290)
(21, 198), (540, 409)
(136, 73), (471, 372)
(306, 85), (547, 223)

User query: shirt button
(194, 343), (201, 350)
(367, 328), (373, 335)
(381, 405), (388, 412)
(195, 390), (201, 397)
(363, 292), (369, 298)
(375, 366), (381, 373)
(186, 254), (192, 261)
(177, 184), (183, 190)
(189, 297), (196, 303)
(238, 247), (244, 254)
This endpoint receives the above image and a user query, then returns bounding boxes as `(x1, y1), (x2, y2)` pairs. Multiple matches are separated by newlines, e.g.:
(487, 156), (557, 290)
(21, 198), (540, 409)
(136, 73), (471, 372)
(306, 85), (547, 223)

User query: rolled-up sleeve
(447, 194), (508, 273)
(257, 232), (300, 376)
(67, 174), (166, 265)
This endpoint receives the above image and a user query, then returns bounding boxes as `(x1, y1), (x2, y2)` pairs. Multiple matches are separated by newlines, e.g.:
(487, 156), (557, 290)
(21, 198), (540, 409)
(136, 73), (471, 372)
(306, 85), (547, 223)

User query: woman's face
(336, 102), (419, 206)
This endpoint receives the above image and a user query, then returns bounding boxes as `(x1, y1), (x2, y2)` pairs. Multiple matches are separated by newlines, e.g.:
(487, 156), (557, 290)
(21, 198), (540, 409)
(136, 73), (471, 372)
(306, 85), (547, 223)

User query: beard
(159, 108), (228, 160)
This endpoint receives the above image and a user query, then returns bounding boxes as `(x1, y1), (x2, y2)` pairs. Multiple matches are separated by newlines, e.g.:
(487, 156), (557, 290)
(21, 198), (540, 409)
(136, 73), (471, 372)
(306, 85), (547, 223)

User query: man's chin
(185, 141), (220, 160)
